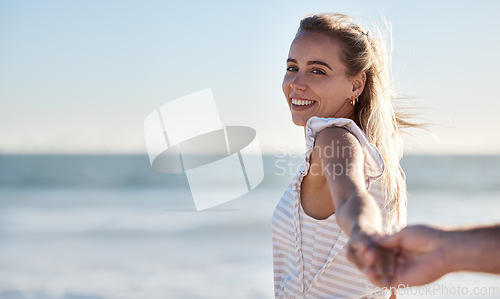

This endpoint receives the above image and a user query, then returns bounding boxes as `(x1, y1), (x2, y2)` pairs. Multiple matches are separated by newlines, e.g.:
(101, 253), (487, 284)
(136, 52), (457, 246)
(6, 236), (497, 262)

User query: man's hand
(367, 225), (449, 287)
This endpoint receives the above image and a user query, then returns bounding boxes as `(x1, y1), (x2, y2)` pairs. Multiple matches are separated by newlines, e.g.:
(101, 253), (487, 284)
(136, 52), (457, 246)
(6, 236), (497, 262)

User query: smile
(291, 98), (315, 106)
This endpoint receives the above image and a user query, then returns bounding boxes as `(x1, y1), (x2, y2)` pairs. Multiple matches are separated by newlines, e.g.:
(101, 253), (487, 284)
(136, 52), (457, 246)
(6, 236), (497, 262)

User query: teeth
(291, 98), (315, 106)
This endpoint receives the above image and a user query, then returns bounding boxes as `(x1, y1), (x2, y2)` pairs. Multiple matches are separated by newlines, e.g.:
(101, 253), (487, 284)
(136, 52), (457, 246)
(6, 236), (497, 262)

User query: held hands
(347, 231), (397, 286)
(347, 225), (450, 287)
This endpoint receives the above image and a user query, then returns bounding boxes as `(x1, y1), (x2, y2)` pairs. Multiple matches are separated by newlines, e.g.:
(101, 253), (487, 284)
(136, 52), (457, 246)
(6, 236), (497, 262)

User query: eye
(312, 69), (326, 75)
(286, 66), (298, 72)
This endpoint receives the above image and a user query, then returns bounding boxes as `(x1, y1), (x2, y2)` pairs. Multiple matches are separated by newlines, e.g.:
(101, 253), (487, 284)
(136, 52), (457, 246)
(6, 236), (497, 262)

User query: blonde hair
(297, 13), (410, 228)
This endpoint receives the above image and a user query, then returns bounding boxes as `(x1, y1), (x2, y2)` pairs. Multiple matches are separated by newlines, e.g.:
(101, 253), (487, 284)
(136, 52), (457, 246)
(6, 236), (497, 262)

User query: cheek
(319, 80), (346, 100)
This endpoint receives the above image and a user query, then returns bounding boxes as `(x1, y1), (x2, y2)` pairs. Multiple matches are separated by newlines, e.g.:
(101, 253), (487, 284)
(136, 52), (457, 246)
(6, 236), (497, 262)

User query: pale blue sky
(1, 0), (499, 154)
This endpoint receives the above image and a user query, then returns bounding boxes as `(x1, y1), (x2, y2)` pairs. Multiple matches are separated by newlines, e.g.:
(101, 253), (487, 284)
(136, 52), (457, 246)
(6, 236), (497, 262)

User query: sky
(1, 0), (500, 155)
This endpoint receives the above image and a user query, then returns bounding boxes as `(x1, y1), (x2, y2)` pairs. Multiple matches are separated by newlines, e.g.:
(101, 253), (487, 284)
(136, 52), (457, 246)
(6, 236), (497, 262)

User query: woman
(272, 13), (408, 298)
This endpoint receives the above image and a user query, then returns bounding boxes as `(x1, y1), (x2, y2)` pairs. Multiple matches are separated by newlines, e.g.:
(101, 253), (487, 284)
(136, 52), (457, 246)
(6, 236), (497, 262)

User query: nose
(289, 72), (307, 91)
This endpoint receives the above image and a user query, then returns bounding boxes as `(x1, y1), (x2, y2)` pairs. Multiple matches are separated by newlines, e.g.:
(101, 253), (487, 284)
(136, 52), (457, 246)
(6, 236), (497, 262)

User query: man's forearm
(445, 224), (500, 274)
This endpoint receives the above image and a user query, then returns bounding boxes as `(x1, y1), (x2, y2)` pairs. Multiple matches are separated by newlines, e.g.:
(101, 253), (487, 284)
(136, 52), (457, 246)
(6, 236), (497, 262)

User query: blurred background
(1, 0), (499, 298)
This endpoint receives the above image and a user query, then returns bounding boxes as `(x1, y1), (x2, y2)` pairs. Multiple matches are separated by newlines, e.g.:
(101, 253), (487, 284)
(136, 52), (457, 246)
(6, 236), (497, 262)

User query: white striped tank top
(272, 117), (404, 298)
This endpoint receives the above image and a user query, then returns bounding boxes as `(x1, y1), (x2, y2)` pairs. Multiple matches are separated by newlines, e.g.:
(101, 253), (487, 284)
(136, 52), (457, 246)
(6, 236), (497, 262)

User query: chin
(291, 116), (309, 127)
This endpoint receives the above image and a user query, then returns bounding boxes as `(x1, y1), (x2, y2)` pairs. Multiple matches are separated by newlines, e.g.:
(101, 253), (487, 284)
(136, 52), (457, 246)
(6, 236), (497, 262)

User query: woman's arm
(314, 127), (393, 280)
(315, 127), (382, 236)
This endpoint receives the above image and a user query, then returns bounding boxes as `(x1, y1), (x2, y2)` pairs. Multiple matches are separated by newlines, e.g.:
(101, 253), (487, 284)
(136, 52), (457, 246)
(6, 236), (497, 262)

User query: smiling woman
(272, 13), (414, 298)
(283, 31), (363, 126)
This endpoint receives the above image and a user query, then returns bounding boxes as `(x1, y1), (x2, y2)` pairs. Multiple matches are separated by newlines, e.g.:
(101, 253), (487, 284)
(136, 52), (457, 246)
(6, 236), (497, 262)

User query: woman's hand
(347, 231), (397, 286)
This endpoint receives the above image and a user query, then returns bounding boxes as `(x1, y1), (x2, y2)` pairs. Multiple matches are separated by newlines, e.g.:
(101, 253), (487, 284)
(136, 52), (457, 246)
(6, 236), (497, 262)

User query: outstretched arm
(366, 223), (500, 287)
(315, 128), (394, 278)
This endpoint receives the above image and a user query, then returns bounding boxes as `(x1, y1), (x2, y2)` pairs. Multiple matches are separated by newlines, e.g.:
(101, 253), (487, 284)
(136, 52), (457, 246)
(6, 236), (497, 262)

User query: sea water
(0, 154), (499, 299)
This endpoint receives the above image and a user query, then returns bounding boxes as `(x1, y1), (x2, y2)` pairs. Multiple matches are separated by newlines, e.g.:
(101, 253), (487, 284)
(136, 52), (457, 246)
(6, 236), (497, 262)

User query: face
(282, 31), (358, 126)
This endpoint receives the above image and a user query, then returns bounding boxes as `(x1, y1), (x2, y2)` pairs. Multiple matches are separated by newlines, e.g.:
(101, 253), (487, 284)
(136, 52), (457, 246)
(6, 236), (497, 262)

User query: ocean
(0, 154), (499, 299)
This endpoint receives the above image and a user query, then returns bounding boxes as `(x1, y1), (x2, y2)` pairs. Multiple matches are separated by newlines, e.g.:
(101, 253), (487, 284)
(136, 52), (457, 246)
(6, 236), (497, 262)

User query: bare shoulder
(314, 126), (363, 162)
(313, 126), (366, 201)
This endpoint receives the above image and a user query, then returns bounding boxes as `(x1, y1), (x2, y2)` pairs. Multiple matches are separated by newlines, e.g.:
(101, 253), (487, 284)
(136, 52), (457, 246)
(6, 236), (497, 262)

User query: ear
(351, 72), (366, 96)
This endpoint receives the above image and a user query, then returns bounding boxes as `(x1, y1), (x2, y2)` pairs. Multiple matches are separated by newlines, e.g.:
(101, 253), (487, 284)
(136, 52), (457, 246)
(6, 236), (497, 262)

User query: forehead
(288, 31), (344, 63)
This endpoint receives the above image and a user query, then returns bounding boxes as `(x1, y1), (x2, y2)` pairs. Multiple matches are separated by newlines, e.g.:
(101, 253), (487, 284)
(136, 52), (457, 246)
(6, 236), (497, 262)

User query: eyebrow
(287, 58), (332, 70)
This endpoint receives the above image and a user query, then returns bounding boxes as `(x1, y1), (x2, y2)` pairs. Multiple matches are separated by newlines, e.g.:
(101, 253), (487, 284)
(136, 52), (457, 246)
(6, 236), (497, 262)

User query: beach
(0, 154), (499, 298)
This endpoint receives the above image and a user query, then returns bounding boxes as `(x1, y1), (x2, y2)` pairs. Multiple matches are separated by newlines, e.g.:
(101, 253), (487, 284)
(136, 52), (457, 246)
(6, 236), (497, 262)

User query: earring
(350, 94), (360, 106)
